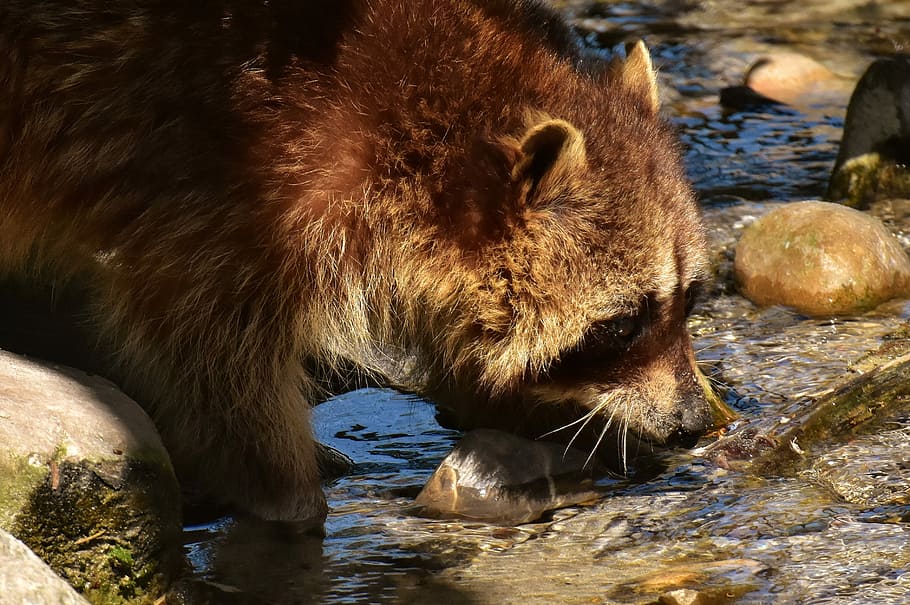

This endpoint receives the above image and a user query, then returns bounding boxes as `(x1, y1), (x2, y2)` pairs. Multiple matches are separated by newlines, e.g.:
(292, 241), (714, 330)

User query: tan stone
(744, 52), (850, 106)
(734, 201), (910, 316)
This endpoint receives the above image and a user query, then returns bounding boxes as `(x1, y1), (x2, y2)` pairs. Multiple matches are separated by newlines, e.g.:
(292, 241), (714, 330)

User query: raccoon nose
(666, 404), (711, 449)
(666, 425), (703, 449)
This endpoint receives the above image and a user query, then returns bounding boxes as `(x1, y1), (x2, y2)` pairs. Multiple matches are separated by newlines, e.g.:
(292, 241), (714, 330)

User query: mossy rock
(828, 153), (910, 209)
(0, 350), (183, 604)
(0, 528), (91, 605)
(827, 57), (910, 208)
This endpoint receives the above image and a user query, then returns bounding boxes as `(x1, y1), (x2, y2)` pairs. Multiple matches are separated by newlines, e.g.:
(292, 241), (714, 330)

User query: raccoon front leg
(97, 276), (328, 522)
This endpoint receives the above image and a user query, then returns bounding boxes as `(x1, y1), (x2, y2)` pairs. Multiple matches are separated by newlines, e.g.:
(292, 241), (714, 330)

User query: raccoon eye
(587, 314), (641, 350)
(551, 314), (640, 368)
(547, 313), (643, 375)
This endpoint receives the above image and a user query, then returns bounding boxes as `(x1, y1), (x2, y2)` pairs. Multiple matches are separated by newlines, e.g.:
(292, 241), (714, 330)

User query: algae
(827, 153), (910, 209)
(10, 459), (183, 605)
(0, 453), (48, 528)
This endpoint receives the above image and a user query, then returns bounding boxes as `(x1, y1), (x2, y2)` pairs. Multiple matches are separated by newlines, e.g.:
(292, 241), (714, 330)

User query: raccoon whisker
(563, 407), (602, 457)
(694, 341), (724, 355)
(562, 394), (621, 459)
(583, 408), (615, 470)
(695, 360), (723, 370)
(538, 404), (599, 439)
(632, 413), (646, 458)
(619, 403), (632, 474)
(702, 373), (726, 389)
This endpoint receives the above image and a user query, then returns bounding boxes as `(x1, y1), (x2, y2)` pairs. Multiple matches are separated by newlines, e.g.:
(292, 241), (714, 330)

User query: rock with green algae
(826, 57), (910, 208)
(828, 153), (910, 210)
(733, 201), (910, 316)
(0, 349), (183, 605)
(0, 527), (91, 605)
(701, 320), (910, 478)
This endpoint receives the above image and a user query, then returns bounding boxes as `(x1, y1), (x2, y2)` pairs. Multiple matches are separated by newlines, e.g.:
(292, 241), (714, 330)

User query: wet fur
(0, 0), (709, 520)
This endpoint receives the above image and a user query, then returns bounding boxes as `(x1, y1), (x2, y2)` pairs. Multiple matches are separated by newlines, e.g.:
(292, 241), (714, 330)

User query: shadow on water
(180, 515), (486, 605)
(178, 391), (486, 604)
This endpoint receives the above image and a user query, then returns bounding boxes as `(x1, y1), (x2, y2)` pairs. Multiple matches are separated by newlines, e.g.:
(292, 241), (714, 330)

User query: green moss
(0, 454), (48, 528)
(853, 321), (910, 373)
(10, 459), (182, 605)
(828, 153), (910, 209)
(829, 281), (889, 315)
(108, 545), (135, 569)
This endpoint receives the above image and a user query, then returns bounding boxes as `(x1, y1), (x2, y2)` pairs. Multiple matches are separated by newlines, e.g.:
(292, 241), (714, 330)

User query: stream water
(180, 1), (910, 603)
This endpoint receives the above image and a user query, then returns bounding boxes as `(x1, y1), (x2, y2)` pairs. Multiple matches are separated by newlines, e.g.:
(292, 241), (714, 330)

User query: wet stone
(697, 428), (776, 470)
(619, 558), (767, 604)
(733, 201), (910, 316)
(829, 155), (910, 211)
(807, 423), (910, 507)
(658, 588), (701, 605)
(743, 53), (847, 105)
(415, 428), (601, 525)
(868, 198), (910, 250)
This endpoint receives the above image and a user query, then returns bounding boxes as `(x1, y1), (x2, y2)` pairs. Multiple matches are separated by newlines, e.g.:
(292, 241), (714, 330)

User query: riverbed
(180, 2), (910, 603)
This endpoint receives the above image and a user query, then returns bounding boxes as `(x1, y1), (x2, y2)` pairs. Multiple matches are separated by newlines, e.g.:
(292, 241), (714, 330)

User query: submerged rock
(705, 320), (910, 478)
(733, 201), (910, 316)
(315, 441), (354, 483)
(809, 424), (910, 507)
(617, 558), (767, 604)
(827, 57), (910, 208)
(415, 429), (601, 525)
(0, 350), (182, 605)
(0, 528), (91, 605)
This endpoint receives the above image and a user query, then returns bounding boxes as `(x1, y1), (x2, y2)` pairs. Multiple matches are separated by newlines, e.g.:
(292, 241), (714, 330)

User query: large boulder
(0, 350), (183, 605)
(734, 201), (910, 316)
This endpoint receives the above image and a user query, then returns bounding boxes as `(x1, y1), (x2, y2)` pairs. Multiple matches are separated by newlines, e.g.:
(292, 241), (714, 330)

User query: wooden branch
(750, 350), (910, 474)
(700, 323), (910, 475)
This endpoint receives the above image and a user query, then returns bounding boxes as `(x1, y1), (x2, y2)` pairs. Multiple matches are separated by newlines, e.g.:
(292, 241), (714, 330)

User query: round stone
(734, 201), (910, 316)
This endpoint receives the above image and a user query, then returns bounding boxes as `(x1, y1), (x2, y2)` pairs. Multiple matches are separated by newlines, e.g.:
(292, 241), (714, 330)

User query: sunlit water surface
(181, 2), (910, 603)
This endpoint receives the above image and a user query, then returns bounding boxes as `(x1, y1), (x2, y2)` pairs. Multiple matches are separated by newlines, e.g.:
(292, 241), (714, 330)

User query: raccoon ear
(511, 118), (587, 201)
(619, 40), (660, 114)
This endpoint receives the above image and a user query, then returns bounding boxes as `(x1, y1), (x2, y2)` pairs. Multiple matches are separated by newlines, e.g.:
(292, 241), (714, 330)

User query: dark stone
(827, 56), (910, 207)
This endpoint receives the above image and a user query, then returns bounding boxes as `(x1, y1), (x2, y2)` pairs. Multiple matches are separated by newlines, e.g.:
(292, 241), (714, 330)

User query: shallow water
(181, 2), (910, 603)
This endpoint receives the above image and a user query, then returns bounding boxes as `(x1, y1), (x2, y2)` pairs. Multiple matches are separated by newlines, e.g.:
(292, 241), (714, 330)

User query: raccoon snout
(666, 425), (703, 449)
(665, 399), (712, 449)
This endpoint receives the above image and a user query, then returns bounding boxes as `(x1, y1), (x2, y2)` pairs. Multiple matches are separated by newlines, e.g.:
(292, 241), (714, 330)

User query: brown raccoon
(0, 0), (710, 521)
